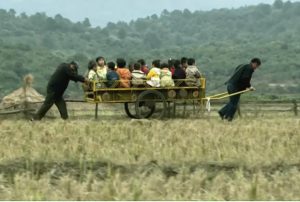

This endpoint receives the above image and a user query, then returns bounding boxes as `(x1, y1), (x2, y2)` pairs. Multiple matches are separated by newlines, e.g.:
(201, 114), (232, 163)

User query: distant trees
(144, 31), (161, 49)
(82, 18), (91, 28)
(1, 1), (300, 97)
(273, 0), (284, 9)
(255, 4), (272, 17)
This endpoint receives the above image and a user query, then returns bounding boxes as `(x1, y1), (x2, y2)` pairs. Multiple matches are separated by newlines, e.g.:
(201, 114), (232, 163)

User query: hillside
(1, 0), (300, 98)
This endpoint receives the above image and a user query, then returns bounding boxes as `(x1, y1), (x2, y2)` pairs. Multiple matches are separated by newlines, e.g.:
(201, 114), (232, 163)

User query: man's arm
(239, 67), (254, 89)
(65, 66), (85, 83)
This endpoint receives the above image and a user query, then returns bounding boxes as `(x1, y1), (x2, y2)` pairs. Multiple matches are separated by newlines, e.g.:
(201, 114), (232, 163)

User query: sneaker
(218, 111), (225, 120)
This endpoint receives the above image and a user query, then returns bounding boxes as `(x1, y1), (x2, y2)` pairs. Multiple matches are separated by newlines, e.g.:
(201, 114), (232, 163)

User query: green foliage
(1, 1), (300, 99)
(273, 0), (284, 9)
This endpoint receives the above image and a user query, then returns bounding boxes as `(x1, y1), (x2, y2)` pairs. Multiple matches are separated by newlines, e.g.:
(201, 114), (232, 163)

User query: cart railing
(82, 78), (206, 119)
(85, 78), (206, 92)
(83, 78), (206, 103)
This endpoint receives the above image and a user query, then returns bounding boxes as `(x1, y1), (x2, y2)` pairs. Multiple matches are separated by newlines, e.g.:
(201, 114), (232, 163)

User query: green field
(0, 108), (299, 200)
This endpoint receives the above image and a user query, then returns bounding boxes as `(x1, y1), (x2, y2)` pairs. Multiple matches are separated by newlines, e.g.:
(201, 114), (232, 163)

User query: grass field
(0, 105), (299, 200)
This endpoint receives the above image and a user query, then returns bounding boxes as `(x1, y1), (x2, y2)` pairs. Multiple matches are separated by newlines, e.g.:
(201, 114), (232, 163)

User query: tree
(82, 18), (91, 28)
(42, 33), (58, 49)
(8, 9), (16, 17)
(45, 17), (58, 30)
(183, 9), (192, 18)
(161, 9), (170, 17)
(273, 0), (284, 9)
(256, 4), (272, 17)
(144, 31), (161, 49)
(135, 19), (148, 31)
(20, 12), (28, 19)
(117, 28), (127, 39)
(151, 14), (158, 20)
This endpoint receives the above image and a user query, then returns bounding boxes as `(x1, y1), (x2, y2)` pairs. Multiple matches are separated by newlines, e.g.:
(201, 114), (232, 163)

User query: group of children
(86, 56), (202, 89)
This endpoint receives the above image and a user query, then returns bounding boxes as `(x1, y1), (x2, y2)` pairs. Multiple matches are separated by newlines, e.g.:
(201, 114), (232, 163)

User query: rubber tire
(135, 90), (166, 119)
(124, 102), (137, 119)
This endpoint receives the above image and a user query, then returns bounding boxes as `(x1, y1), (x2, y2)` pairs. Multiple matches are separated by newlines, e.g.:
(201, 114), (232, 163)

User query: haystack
(0, 74), (44, 109)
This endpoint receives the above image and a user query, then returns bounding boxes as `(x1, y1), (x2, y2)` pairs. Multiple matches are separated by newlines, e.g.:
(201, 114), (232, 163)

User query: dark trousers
(219, 84), (240, 120)
(34, 90), (68, 120)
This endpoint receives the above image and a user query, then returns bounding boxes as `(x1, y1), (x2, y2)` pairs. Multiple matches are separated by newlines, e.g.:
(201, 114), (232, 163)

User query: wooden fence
(204, 99), (298, 117)
(0, 99), (298, 117)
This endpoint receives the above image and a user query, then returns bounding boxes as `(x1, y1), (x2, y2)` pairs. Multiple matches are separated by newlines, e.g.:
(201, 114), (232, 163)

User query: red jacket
(117, 68), (131, 88)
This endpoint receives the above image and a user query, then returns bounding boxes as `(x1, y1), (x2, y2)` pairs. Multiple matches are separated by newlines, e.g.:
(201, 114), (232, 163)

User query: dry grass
(0, 112), (299, 200)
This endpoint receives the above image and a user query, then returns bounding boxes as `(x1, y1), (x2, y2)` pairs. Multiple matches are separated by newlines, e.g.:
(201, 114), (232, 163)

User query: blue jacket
(106, 70), (120, 87)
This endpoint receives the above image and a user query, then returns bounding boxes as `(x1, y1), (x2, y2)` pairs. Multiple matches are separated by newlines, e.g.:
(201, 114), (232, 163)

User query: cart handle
(203, 88), (254, 101)
(203, 88), (255, 112)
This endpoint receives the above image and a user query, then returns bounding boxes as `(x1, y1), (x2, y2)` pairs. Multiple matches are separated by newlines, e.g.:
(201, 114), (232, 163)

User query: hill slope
(1, 0), (299, 98)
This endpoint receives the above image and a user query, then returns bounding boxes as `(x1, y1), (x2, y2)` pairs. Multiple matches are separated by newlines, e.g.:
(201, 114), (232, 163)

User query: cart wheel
(135, 90), (166, 119)
(125, 102), (155, 119)
(124, 102), (137, 118)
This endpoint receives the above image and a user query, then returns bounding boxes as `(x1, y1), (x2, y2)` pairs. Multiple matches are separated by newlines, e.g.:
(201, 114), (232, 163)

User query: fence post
(172, 101), (176, 118)
(237, 103), (242, 118)
(182, 101), (186, 118)
(95, 103), (99, 119)
(293, 100), (298, 116)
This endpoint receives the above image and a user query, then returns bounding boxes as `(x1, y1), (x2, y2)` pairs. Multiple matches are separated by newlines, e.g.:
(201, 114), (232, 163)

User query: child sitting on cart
(116, 58), (131, 88)
(185, 58), (202, 87)
(87, 61), (99, 81)
(106, 62), (120, 88)
(160, 62), (175, 87)
(86, 60), (105, 89)
(132, 63), (146, 87)
(146, 60), (161, 87)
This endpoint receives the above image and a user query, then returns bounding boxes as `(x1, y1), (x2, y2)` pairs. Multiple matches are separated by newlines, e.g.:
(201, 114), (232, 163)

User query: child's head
(134, 63), (141, 71)
(128, 61), (135, 72)
(116, 58), (126, 68)
(174, 59), (181, 69)
(107, 62), (116, 71)
(181, 57), (188, 68)
(160, 62), (169, 69)
(137, 59), (146, 66)
(88, 60), (97, 71)
(187, 58), (195, 66)
(96, 56), (106, 66)
(152, 60), (160, 68)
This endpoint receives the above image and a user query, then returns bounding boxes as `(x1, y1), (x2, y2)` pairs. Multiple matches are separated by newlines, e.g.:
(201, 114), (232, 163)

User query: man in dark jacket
(33, 61), (87, 120)
(218, 58), (261, 121)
